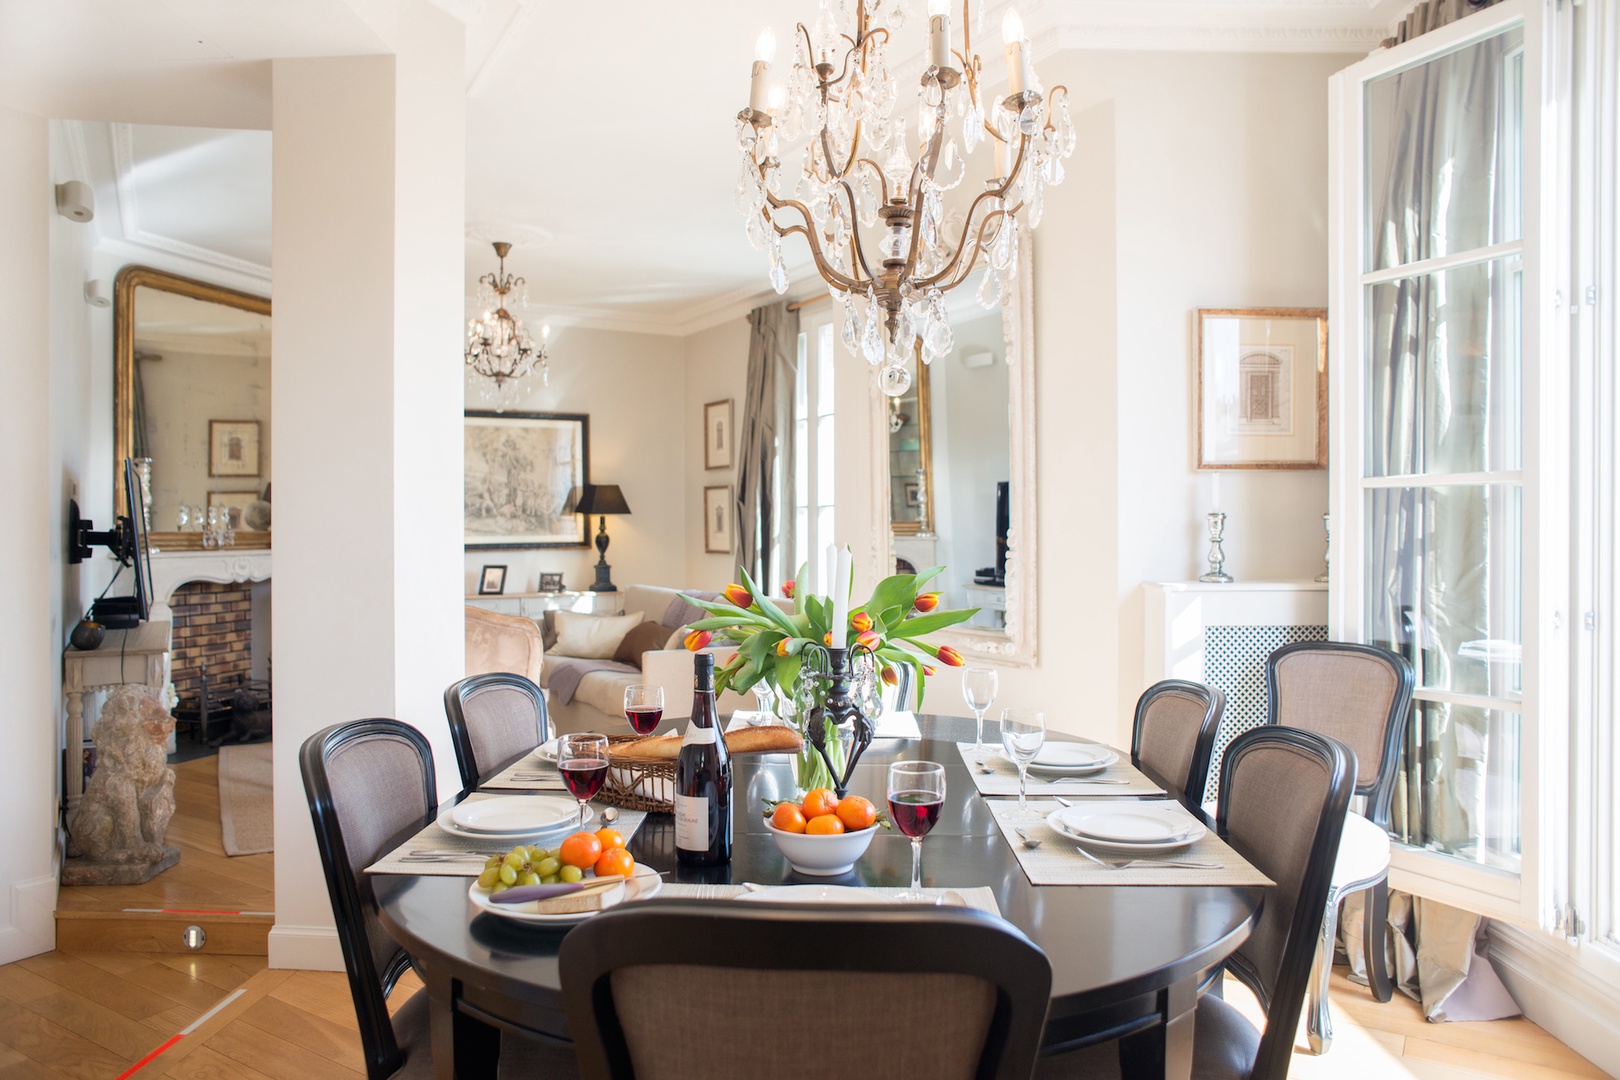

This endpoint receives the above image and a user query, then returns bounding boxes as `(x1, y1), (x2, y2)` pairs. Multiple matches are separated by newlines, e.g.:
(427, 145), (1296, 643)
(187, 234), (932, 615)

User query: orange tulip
(684, 629), (713, 651)
(823, 631), (833, 646)
(914, 592), (941, 613)
(936, 645), (964, 667)
(782, 579), (796, 599)
(723, 583), (752, 608)
(923, 665), (937, 677)
(881, 666), (899, 686)
(775, 638), (791, 657)
(850, 611), (873, 634)
(856, 630), (882, 651)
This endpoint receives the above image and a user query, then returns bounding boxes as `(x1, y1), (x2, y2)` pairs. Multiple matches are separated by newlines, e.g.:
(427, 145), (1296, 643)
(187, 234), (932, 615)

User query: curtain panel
(736, 301), (798, 592)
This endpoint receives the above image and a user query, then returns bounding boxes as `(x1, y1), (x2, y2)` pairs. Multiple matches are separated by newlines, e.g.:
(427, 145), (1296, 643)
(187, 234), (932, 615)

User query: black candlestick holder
(797, 643), (878, 798)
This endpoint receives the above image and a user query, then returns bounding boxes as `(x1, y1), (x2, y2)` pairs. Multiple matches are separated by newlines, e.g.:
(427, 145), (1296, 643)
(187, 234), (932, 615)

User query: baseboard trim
(1487, 924), (1620, 1077)
(0, 874), (59, 965)
(267, 924), (344, 971)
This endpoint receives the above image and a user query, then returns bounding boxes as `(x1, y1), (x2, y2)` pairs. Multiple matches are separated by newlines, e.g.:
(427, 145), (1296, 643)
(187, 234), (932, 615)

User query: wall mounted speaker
(54, 180), (94, 223)
(84, 279), (110, 308)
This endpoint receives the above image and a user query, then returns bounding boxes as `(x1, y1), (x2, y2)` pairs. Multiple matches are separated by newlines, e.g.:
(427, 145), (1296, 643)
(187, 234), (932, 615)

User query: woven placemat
(366, 793), (647, 877)
(481, 752), (567, 792)
(988, 800), (1272, 887)
(955, 743), (1164, 798)
(659, 883), (1000, 914)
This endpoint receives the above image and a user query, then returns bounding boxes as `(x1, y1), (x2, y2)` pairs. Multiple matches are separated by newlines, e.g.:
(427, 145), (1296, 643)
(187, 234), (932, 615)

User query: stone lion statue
(67, 685), (177, 873)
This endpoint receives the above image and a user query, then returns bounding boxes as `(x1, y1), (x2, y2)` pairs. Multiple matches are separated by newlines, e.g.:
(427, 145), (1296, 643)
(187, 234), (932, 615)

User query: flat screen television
(994, 481), (1009, 584)
(88, 458), (152, 628)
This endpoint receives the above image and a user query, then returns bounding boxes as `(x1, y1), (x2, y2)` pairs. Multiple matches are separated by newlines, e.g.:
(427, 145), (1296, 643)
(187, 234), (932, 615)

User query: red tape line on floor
(114, 987), (246, 1078)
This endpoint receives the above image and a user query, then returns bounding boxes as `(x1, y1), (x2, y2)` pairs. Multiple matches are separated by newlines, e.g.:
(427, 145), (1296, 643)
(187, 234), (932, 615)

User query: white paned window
(791, 312), (836, 591)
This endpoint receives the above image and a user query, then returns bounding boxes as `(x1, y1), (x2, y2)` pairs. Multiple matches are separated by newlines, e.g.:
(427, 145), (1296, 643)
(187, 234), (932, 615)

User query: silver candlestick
(1199, 511), (1234, 583)
(1316, 513), (1331, 582)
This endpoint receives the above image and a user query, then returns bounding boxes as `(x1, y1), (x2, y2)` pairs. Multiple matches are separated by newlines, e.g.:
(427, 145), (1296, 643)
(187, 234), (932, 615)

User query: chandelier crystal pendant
(736, 0), (1075, 396)
(466, 240), (551, 408)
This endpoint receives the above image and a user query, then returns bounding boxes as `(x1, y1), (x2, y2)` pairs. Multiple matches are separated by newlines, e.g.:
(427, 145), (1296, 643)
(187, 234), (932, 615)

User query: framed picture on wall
(465, 411), (590, 549)
(208, 420), (261, 477)
(1196, 308), (1327, 470)
(478, 565), (508, 595)
(704, 399), (734, 471)
(703, 485), (733, 554)
(538, 572), (565, 593)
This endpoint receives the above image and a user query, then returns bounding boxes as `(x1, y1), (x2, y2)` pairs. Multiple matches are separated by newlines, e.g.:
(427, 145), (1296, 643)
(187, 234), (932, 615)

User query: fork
(1071, 843), (1219, 871)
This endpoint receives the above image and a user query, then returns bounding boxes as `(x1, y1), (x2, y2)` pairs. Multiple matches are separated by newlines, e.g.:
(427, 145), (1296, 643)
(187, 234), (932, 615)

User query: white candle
(928, 2), (951, 70)
(750, 28), (775, 113)
(831, 547), (853, 649)
(1211, 472), (1222, 514)
(1002, 8), (1030, 97)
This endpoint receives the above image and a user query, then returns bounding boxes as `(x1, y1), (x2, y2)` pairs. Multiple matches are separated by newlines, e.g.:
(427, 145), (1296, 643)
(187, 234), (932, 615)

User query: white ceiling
(28, 0), (1411, 335)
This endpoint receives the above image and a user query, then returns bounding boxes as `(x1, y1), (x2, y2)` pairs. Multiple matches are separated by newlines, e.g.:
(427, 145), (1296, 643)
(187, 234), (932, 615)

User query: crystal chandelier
(466, 241), (550, 406)
(735, 0), (1075, 396)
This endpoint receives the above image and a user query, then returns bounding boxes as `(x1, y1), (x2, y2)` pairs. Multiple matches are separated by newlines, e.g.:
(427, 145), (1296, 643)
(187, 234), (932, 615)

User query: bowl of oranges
(762, 788), (885, 876)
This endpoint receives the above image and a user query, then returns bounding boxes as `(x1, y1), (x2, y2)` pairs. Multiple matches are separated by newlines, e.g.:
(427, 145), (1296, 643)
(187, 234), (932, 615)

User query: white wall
(462, 326), (687, 597)
(683, 318), (750, 589)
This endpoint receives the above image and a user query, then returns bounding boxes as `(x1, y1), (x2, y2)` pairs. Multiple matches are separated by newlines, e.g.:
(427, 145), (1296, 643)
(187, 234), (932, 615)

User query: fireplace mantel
(149, 548), (272, 622)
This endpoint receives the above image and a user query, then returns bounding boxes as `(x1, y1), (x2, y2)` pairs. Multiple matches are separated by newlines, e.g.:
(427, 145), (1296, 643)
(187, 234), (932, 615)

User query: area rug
(217, 741), (274, 856)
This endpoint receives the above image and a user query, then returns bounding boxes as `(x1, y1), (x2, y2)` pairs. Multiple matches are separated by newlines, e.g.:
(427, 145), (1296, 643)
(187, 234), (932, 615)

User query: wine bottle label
(681, 723), (717, 745)
(674, 793), (709, 850)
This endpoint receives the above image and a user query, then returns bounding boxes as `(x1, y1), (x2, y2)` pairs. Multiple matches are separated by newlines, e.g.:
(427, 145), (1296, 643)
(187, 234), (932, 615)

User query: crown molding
(466, 0), (538, 96)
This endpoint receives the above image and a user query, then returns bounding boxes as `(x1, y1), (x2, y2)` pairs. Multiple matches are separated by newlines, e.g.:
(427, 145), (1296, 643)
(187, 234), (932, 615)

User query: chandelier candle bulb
(1003, 8), (1030, 96)
(750, 28), (775, 114)
(928, 6), (951, 70)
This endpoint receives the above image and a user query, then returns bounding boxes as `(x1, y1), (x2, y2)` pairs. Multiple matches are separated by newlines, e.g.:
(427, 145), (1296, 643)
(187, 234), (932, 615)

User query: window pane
(817, 325), (836, 417)
(1365, 256), (1522, 476)
(795, 507), (808, 581)
(795, 333), (809, 420)
(1366, 484), (1521, 696)
(1391, 702), (1521, 871)
(817, 415), (835, 507)
(1364, 26), (1524, 272)
(817, 506), (835, 574)
(794, 418), (808, 506)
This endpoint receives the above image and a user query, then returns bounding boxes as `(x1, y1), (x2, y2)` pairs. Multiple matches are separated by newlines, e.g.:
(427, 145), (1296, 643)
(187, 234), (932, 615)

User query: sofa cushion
(553, 610), (645, 659)
(575, 669), (643, 719)
(614, 621), (669, 668)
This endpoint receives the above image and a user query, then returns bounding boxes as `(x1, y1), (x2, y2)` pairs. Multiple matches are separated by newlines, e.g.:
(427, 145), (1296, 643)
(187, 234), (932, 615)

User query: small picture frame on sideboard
(538, 572), (565, 593)
(478, 565), (508, 595)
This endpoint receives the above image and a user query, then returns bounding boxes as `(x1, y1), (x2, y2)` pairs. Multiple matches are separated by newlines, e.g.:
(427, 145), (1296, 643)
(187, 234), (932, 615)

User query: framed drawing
(703, 485), (733, 554)
(207, 491), (258, 529)
(704, 399), (734, 471)
(538, 572), (565, 593)
(478, 565), (508, 595)
(1197, 308), (1327, 470)
(465, 411), (590, 549)
(208, 420), (261, 477)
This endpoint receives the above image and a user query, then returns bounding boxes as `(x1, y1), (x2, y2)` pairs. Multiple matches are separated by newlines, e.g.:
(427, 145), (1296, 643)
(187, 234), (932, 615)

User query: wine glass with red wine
(557, 733), (609, 829)
(887, 760), (946, 901)
(623, 684), (664, 736)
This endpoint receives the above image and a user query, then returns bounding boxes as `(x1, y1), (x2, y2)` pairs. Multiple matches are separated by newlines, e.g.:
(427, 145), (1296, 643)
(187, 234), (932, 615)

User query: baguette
(608, 726), (804, 760)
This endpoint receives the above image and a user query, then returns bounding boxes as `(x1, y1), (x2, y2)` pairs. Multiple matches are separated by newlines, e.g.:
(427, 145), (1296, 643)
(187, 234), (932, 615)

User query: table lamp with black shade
(571, 483), (631, 592)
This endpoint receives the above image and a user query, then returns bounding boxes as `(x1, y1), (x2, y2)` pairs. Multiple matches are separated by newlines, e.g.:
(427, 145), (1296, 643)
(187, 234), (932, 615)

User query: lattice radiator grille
(1202, 623), (1328, 800)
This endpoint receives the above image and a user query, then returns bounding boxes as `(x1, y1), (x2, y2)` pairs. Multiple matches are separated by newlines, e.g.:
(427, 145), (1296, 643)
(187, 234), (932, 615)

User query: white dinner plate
(1003, 743), (1119, 776)
(468, 863), (662, 926)
(451, 795), (580, 834)
(1046, 804), (1207, 853)
(736, 885), (899, 904)
(436, 801), (592, 841)
(532, 738), (561, 764)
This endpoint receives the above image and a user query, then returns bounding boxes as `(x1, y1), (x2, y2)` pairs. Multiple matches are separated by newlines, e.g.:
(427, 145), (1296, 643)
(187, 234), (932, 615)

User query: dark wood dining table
(373, 715), (1265, 1079)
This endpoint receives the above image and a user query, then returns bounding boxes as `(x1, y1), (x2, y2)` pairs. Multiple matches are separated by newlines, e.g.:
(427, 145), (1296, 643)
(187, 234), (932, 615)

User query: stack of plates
(436, 795), (592, 841)
(1045, 802), (1206, 853)
(1005, 743), (1119, 776)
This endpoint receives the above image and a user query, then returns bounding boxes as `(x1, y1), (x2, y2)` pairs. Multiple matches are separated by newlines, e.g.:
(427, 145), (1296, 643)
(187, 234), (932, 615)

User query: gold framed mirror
(114, 266), (272, 550)
(887, 351), (934, 536)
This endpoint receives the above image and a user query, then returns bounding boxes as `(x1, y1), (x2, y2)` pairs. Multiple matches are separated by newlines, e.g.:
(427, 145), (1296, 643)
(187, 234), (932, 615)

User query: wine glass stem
(910, 837), (923, 896)
(973, 710), (983, 754)
(1017, 766), (1028, 813)
(578, 801), (587, 829)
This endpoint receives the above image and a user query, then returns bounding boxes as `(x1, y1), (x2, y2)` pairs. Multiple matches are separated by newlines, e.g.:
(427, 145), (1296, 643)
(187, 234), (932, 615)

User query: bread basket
(600, 734), (676, 813)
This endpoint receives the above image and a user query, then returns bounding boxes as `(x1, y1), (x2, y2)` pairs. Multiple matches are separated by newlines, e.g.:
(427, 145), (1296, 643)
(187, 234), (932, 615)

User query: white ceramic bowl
(763, 818), (879, 876)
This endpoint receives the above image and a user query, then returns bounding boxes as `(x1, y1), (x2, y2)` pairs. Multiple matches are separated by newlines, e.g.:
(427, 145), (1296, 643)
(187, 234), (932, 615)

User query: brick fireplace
(169, 580), (254, 706)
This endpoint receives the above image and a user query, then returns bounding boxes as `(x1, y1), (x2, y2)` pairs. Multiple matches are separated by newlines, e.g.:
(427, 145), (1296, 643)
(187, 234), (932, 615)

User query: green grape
(540, 874), (559, 885)
(476, 868), (500, 889)
(491, 881), (509, 894)
(530, 847), (550, 861)
(518, 871), (540, 887)
(558, 864), (583, 884)
(535, 857), (560, 878)
(502, 850), (525, 869)
(484, 856), (502, 870)
(498, 863), (518, 885)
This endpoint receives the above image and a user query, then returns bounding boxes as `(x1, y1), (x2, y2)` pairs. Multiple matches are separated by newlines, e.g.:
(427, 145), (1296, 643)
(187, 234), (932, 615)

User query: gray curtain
(132, 351), (155, 459)
(736, 301), (798, 591)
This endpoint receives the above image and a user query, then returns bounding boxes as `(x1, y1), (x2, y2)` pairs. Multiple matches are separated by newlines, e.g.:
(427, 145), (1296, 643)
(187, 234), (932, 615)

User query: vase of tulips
(682, 561), (976, 794)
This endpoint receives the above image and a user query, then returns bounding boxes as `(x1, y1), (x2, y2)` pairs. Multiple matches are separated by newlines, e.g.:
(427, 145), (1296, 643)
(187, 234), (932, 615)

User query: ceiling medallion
(465, 240), (551, 409)
(736, 0), (1075, 396)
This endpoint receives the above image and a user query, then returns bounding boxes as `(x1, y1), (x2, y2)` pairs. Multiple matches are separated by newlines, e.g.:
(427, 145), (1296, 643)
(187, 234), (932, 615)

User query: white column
(269, 8), (464, 970)
(0, 105), (58, 964)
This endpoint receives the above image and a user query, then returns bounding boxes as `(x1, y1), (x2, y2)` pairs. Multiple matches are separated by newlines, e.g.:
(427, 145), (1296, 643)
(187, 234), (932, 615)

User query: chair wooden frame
(300, 719), (437, 1080)
(1215, 727), (1354, 1080)
(444, 671), (549, 795)
(1130, 679), (1224, 807)
(560, 899), (1053, 1080)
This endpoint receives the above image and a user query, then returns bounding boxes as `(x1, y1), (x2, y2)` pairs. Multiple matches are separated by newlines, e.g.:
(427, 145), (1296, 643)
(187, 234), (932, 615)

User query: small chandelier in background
(466, 240), (550, 409)
(736, 0), (1075, 397)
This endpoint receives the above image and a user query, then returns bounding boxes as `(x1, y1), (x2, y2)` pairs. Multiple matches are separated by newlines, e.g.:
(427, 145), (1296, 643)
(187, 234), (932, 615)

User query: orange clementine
(771, 803), (808, 833)
(835, 795), (877, 832)
(595, 847), (635, 879)
(801, 788), (839, 819)
(595, 828), (626, 851)
(558, 832), (604, 869)
(805, 814), (846, 835)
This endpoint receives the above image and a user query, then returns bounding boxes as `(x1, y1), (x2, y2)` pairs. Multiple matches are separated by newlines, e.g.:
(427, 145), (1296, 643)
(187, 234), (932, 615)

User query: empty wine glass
(623, 684), (664, 736)
(1000, 708), (1046, 818)
(962, 667), (999, 762)
(557, 733), (609, 829)
(887, 760), (946, 901)
(176, 505), (191, 531)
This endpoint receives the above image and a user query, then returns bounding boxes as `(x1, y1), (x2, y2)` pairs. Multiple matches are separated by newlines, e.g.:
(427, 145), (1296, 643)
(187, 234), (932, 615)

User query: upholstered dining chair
(560, 900), (1053, 1080)
(1131, 680), (1225, 807)
(300, 718), (576, 1079)
(1266, 640), (1415, 1054)
(1037, 726), (1353, 1080)
(445, 672), (550, 795)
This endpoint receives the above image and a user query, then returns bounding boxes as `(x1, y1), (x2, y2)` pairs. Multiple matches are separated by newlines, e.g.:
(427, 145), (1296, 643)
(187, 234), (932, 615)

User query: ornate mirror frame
(114, 266), (273, 550)
(869, 236), (1037, 668)
(887, 353), (935, 536)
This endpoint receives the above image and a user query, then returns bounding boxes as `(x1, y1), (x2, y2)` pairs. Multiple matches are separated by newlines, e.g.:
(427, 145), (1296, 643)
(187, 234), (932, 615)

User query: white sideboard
(465, 590), (623, 621)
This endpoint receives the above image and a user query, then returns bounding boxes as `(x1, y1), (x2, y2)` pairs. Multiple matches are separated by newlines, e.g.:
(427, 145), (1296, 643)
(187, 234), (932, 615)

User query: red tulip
(923, 665), (937, 677)
(823, 631), (833, 646)
(881, 666), (899, 686)
(723, 583), (752, 608)
(782, 579), (796, 599)
(856, 630), (882, 651)
(936, 645), (964, 667)
(914, 592), (941, 613)
(850, 611), (873, 634)
(684, 629), (713, 651)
